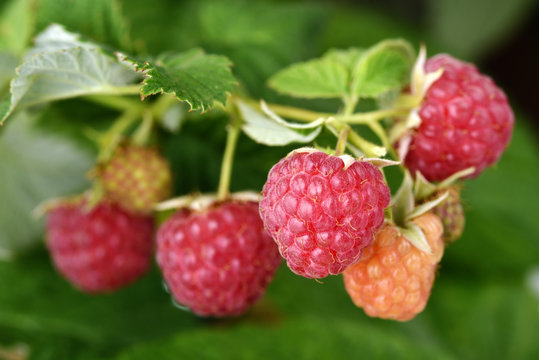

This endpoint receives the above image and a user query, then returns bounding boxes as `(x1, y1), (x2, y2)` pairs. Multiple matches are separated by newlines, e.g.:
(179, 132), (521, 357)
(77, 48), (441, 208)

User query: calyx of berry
(390, 171), (448, 254)
(155, 191), (260, 212)
(414, 167), (475, 201)
(289, 147), (398, 170)
(388, 44), (444, 151)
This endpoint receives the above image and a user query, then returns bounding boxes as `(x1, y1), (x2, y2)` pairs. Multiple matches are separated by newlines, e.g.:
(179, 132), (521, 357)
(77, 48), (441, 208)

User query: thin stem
(238, 97), (328, 122)
(342, 94), (359, 116)
(83, 94), (143, 112)
(335, 125), (350, 156)
(132, 109), (154, 146)
(217, 116), (241, 201)
(151, 94), (179, 119)
(97, 108), (139, 163)
(336, 108), (409, 124)
(329, 121), (386, 158)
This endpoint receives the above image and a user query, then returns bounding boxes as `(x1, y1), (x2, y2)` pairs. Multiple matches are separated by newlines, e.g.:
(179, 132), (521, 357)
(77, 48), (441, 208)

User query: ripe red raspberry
(259, 150), (391, 279)
(430, 186), (465, 244)
(46, 199), (154, 293)
(156, 200), (281, 317)
(404, 54), (514, 181)
(100, 144), (172, 214)
(343, 213), (444, 321)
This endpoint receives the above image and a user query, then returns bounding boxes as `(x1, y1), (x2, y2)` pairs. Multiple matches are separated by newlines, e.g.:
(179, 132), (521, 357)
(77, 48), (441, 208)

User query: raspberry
(46, 199), (154, 293)
(156, 200), (281, 317)
(430, 186), (465, 244)
(343, 213), (444, 321)
(100, 144), (172, 213)
(259, 150), (390, 279)
(404, 54), (514, 181)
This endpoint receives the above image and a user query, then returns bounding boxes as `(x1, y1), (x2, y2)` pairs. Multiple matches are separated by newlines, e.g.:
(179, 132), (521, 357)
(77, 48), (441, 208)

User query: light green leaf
(323, 47), (366, 71)
(0, 25), (139, 125)
(352, 39), (415, 98)
(120, 49), (237, 112)
(237, 101), (321, 146)
(268, 56), (348, 98)
(0, 112), (92, 256)
(0, 0), (36, 55)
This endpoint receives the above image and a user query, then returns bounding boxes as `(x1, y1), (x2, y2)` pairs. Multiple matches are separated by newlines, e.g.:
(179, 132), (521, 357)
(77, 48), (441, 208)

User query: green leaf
(237, 101), (321, 146)
(268, 56), (348, 99)
(0, 112), (92, 256)
(169, 0), (325, 96)
(352, 39), (415, 98)
(0, 0), (37, 54)
(36, 0), (131, 51)
(112, 316), (454, 360)
(0, 249), (199, 346)
(120, 49), (237, 112)
(0, 25), (139, 125)
(323, 47), (366, 71)
(427, 280), (539, 359)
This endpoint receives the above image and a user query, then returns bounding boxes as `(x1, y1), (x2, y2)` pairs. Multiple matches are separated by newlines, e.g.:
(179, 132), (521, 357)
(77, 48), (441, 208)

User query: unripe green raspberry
(100, 144), (172, 214)
(431, 186), (465, 244)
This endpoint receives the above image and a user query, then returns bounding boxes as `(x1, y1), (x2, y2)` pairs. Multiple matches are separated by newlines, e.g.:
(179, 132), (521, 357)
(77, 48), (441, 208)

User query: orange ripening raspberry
(343, 213), (444, 321)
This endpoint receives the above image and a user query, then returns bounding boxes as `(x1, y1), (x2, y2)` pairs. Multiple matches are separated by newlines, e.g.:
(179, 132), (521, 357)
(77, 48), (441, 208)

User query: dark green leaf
(120, 49), (237, 112)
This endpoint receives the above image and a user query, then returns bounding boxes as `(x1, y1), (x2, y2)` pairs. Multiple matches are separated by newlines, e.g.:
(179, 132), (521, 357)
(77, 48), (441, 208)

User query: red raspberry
(46, 199), (154, 293)
(100, 144), (172, 214)
(259, 150), (390, 279)
(404, 54), (514, 181)
(343, 213), (444, 321)
(156, 200), (281, 317)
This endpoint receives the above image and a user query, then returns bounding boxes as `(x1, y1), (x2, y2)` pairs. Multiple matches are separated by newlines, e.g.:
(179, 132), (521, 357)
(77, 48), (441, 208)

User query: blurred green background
(0, 0), (538, 359)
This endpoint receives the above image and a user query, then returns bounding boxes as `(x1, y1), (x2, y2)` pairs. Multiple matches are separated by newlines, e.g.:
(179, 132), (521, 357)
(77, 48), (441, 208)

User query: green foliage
(0, 112), (92, 256)
(0, 0), (36, 54)
(269, 40), (414, 100)
(121, 49), (237, 112)
(36, 0), (131, 51)
(0, 25), (138, 124)
(351, 39), (414, 98)
(268, 56), (349, 98)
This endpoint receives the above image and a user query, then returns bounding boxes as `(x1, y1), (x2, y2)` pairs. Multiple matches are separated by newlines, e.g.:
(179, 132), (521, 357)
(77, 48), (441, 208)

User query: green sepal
(398, 222), (432, 254)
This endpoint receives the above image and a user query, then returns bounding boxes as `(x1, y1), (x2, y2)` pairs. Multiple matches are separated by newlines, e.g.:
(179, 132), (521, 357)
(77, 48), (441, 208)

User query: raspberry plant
(1, 0), (538, 359)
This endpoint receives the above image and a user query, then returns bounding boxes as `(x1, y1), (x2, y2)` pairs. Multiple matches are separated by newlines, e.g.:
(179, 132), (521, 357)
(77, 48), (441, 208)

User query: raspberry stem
(97, 108), (140, 163)
(132, 110), (154, 146)
(217, 115), (241, 200)
(83, 94), (144, 112)
(335, 125), (350, 156)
